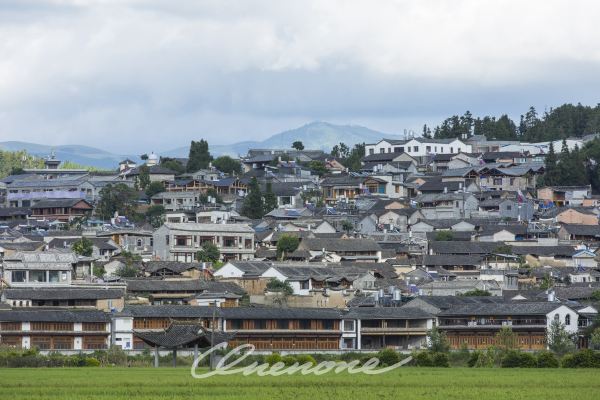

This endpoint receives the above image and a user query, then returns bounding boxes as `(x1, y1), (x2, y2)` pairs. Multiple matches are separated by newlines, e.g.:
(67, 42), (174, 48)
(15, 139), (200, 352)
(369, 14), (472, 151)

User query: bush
(467, 351), (482, 368)
(562, 350), (600, 368)
(536, 351), (559, 368)
(431, 352), (450, 367)
(265, 353), (282, 366)
(281, 355), (297, 367)
(85, 357), (101, 367)
(377, 348), (400, 366)
(295, 354), (317, 366)
(413, 351), (433, 367)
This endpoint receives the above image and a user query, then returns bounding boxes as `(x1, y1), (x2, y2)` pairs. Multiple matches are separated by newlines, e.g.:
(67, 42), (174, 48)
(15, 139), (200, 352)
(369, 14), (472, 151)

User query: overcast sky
(1, 0), (600, 153)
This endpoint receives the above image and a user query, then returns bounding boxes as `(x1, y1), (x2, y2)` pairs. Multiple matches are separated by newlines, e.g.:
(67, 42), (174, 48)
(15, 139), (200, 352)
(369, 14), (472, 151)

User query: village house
(30, 198), (93, 222)
(438, 302), (580, 351)
(0, 308), (111, 350)
(537, 185), (592, 207)
(539, 207), (599, 225)
(152, 223), (255, 262)
(414, 192), (479, 219)
(2, 287), (125, 311)
(1, 251), (77, 286)
(365, 137), (472, 162)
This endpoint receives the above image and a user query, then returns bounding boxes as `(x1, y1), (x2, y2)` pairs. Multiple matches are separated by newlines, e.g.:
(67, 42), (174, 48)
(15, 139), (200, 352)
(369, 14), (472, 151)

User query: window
(29, 270), (47, 282)
(451, 147), (454, 153)
(253, 320), (267, 329)
(49, 271), (60, 283)
(565, 314), (571, 325)
(137, 239), (143, 247)
(229, 320), (243, 330)
(554, 314), (560, 322)
(343, 320), (355, 332)
(506, 205), (512, 211)
(426, 146), (431, 153)
(166, 235), (169, 245)
(276, 319), (289, 329)
(300, 280), (309, 290)
(509, 178), (515, 185)
(394, 147), (402, 153)
(11, 270), (26, 283)
(322, 320), (335, 330)
(380, 148), (385, 154)
(369, 149), (374, 155)
(299, 319), (311, 330)
(413, 146), (419, 152)
(493, 178), (503, 186)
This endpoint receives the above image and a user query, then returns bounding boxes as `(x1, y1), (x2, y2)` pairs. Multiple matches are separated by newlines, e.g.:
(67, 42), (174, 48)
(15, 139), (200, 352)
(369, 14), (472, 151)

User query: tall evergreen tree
(241, 177), (264, 219)
(543, 142), (559, 186)
(263, 181), (278, 215)
(186, 140), (213, 172)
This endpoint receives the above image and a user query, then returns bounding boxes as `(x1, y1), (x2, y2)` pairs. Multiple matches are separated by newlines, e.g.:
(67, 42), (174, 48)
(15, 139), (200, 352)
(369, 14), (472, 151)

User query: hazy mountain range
(0, 121), (402, 169)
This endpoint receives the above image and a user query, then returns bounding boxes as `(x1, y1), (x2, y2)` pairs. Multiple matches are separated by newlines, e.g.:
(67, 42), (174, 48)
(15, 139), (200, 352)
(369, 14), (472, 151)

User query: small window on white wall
(565, 314), (571, 325)
(554, 314), (560, 322)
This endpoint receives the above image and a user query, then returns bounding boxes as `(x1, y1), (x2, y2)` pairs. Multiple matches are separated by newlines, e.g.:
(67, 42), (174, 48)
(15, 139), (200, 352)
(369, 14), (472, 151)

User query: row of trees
(429, 103), (600, 142)
(543, 138), (600, 190)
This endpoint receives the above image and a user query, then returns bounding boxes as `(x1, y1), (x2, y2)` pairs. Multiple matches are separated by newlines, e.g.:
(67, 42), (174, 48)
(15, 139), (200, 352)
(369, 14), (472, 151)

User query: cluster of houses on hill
(0, 134), (600, 354)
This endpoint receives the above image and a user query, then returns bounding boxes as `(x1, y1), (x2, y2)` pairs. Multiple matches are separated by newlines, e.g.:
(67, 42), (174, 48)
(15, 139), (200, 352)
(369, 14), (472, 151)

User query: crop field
(1, 367), (599, 400)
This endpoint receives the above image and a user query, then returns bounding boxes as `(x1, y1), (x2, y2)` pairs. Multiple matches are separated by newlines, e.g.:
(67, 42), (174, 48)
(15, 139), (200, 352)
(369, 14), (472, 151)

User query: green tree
(187, 139), (213, 172)
(93, 264), (106, 278)
(140, 153), (148, 160)
(137, 164), (150, 190)
(71, 237), (93, 257)
(590, 327), (600, 350)
(292, 141), (305, 151)
(308, 160), (328, 176)
(196, 242), (220, 263)
(145, 205), (165, 228)
(495, 326), (519, 352)
(266, 278), (293, 296)
(115, 264), (139, 278)
(145, 181), (166, 198)
(263, 181), (278, 215)
(461, 289), (491, 296)
(276, 234), (300, 261)
(435, 231), (454, 241)
(96, 183), (139, 220)
(241, 177), (264, 219)
(543, 141), (559, 186)
(341, 220), (354, 234)
(547, 319), (576, 356)
(160, 158), (186, 175)
(212, 156), (241, 175)
(428, 326), (450, 353)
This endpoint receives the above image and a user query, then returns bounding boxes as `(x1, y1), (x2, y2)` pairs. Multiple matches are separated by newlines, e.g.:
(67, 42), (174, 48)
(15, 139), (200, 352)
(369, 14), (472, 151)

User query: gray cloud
(0, 0), (599, 152)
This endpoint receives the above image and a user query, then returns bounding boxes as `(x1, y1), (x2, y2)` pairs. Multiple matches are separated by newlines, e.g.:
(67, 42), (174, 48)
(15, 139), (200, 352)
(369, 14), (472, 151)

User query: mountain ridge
(0, 121), (401, 169)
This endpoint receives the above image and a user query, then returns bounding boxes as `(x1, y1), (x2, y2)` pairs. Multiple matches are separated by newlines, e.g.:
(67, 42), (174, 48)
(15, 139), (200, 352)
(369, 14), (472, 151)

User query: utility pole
(209, 300), (217, 371)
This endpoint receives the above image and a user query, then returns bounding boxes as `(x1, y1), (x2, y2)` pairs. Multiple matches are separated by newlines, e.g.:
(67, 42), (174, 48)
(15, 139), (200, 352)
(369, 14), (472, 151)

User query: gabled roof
(429, 241), (501, 255)
(422, 255), (483, 267)
(133, 322), (231, 348)
(144, 261), (201, 274)
(301, 238), (382, 252)
(30, 198), (92, 209)
(4, 287), (124, 300)
(560, 224), (600, 236)
(438, 302), (567, 316)
(0, 308), (109, 322)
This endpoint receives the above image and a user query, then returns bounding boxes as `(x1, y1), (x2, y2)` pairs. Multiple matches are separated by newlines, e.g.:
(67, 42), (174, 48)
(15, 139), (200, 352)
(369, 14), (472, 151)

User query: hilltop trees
(292, 141), (304, 150)
(187, 140), (212, 172)
(330, 142), (365, 171)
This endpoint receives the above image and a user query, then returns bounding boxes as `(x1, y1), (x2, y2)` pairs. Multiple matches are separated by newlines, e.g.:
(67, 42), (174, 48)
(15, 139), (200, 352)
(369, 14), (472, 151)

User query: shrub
(281, 355), (297, 367)
(536, 351), (559, 368)
(431, 352), (450, 367)
(467, 351), (481, 368)
(85, 357), (101, 367)
(413, 351), (433, 367)
(377, 348), (400, 366)
(562, 350), (600, 368)
(265, 353), (282, 366)
(295, 354), (317, 366)
(518, 352), (537, 368)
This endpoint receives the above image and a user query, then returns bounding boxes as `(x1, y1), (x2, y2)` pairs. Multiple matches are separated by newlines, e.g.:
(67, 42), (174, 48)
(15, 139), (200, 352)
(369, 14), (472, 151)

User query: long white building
(365, 137), (472, 158)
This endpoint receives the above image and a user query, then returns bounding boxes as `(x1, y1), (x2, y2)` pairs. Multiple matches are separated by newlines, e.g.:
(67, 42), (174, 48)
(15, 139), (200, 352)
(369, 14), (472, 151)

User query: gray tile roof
(4, 287), (125, 300)
(0, 308), (109, 322)
(344, 307), (432, 319)
(438, 302), (566, 316)
(301, 238), (381, 252)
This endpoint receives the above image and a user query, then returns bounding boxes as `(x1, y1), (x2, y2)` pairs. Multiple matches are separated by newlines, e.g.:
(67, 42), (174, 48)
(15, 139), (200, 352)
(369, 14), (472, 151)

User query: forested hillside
(425, 103), (600, 142)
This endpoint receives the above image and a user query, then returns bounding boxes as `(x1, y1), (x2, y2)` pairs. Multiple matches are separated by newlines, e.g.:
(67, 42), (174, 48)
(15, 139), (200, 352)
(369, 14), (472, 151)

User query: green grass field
(1, 367), (599, 400)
